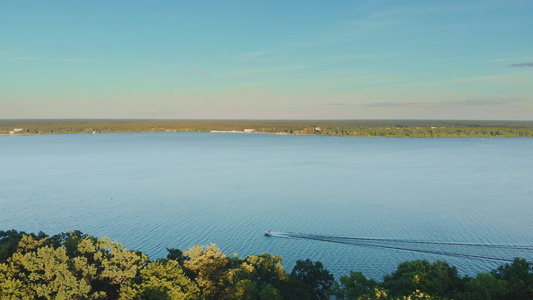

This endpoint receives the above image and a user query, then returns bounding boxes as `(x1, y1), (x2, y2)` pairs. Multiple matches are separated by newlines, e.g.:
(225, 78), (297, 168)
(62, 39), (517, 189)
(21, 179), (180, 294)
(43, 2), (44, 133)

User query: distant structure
(211, 129), (256, 133)
(10, 128), (24, 134)
(210, 130), (242, 133)
(210, 129), (256, 133)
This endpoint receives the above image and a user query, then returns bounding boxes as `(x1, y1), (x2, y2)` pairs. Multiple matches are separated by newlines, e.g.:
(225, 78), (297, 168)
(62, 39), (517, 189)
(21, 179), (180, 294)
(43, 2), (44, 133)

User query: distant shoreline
(1, 119), (533, 138)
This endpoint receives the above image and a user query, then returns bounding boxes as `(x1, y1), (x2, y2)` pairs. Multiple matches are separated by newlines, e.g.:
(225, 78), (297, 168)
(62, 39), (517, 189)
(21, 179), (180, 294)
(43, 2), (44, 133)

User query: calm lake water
(1, 133), (532, 279)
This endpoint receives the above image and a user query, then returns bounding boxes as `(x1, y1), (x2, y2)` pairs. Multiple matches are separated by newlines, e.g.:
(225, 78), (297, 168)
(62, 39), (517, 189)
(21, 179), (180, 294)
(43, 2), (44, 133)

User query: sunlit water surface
(1, 133), (532, 279)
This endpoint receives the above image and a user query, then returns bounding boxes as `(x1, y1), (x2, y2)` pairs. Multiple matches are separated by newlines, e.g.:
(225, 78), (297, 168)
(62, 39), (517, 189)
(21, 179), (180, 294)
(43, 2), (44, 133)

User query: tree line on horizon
(1, 230), (532, 299)
(1, 120), (533, 137)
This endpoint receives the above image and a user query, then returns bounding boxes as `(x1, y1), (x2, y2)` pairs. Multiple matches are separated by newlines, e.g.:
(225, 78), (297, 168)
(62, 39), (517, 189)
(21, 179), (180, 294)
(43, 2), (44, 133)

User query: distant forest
(1, 230), (533, 299)
(1, 119), (533, 137)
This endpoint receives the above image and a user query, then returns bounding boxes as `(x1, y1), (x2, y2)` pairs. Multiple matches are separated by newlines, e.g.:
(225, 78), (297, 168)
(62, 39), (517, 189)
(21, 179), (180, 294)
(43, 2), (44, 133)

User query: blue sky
(1, 1), (532, 119)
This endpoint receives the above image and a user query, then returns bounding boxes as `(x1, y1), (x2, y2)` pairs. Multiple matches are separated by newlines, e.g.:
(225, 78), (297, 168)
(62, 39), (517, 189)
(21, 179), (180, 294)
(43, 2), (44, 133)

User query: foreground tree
(465, 272), (510, 299)
(3, 230), (533, 300)
(184, 243), (229, 299)
(330, 271), (378, 300)
(291, 259), (334, 300)
(0, 233), (146, 299)
(490, 258), (533, 300)
(120, 259), (200, 299)
(383, 259), (463, 298)
(0, 230), (47, 263)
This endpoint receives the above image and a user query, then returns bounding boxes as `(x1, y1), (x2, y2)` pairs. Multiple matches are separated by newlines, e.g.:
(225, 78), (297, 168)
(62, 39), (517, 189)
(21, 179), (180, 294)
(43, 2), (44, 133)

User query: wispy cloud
(55, 57), (172, 68)
(223, 65), (311, 77)
(11, 56), (38, 61)
(508, 62), (533, 67)
(361, 97), (525, 110)
(491, 58), (514, 62)
(7, 56), (179, 69)
(454, 97), (524, 106)
(324, 103), (347, 106)
(5, 56), (200, 73)
(449, 75), (510, 84)
(238, 50), (267, 62)
(362, 102), (419, 107)
(402, 74), (519, 88)
(342, 11), (403, 33)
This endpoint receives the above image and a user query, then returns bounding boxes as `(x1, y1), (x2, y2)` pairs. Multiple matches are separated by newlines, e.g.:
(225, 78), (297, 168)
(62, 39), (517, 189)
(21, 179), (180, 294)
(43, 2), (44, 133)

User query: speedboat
(264, 231), (272, 237)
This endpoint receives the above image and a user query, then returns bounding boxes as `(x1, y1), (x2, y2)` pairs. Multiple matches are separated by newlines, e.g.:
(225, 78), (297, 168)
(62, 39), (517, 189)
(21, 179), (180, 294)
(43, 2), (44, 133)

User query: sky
(1, 1), (532, 120)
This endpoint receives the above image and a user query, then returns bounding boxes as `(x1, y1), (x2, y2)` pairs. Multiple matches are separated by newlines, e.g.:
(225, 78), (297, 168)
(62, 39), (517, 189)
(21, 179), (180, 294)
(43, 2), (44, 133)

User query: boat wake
(265, 232), (533, 263)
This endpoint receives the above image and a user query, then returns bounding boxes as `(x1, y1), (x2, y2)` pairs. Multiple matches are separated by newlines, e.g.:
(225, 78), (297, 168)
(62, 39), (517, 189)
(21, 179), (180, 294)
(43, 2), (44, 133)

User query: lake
(1, 133), (532, 279)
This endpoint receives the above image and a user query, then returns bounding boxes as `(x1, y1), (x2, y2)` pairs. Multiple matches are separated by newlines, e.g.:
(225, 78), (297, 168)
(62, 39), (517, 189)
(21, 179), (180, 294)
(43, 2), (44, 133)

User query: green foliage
(167, 248), (187, 265)
(0, 230), (47, 263)
(0, 230), (26, 263)
(120, 259), (200, 300)
(356, 287), (389, 300)
(180, 245), (306, 300)
(0, 262), (35, 299)
(465, 273), (510, 299)
(258, 283), (283, 300)
(237, 253), (296, 299)
(291, 259), (334, 300)
(0, 231), (146, 299)
(383, 260), (431, 296)
(245, 253), (289, 288)
(383, 260), (463, 298)
(223, 279), (257, 300)
(330, 271), (378, 300)
(2, 230), (533, 300)
(490, 258), (533, 299)
(48, 230), (94, 257)
(21, 245), (93, 299)
(184, 243), (229, 299)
